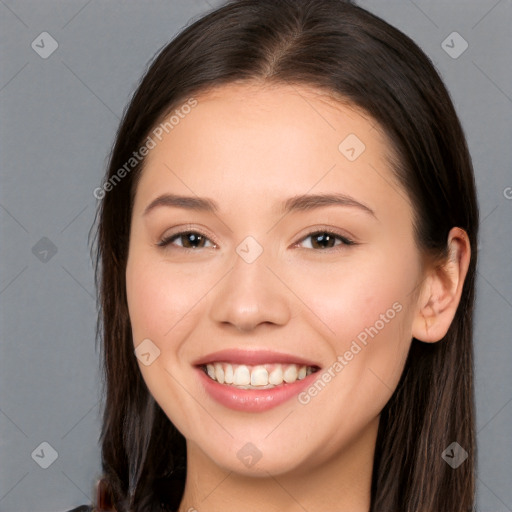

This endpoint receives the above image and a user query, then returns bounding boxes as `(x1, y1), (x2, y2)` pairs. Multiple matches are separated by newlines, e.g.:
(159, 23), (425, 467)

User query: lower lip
(196, 367), (317, 412)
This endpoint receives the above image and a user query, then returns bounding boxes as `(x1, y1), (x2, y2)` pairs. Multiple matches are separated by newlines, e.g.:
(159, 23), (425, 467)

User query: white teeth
(224, 364), (234, 384)
(268, 366), (283, 385)
(233, 365), (251, 386)
(250, 366), (269, 386)
(283, 365), (298, 383)
(214, 363), (225, 384)
(204, 362), (315, 388)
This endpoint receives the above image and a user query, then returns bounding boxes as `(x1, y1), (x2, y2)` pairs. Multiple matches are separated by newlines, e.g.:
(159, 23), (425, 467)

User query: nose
(208, 248), (292, 332)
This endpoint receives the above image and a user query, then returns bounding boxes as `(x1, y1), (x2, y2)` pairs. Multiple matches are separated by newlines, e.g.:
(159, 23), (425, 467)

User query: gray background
(0, 1), (511, 511)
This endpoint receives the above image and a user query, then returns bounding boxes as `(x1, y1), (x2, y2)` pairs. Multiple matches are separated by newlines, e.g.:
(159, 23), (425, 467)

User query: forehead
(134, 82), (409, 220)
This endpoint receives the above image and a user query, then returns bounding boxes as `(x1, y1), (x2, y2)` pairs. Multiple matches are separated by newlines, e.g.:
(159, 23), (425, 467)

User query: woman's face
(126, 83), (425, 476)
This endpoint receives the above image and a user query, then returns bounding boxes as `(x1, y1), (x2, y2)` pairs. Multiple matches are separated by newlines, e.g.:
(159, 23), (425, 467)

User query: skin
(125, 82), (470, 511)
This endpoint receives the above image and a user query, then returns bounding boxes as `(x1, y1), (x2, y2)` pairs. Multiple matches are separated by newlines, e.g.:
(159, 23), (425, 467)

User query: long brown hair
(93, 1), (478, 510)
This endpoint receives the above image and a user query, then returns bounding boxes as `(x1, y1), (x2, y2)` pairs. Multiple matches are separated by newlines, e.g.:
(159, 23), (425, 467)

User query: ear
(412, 227), (471, 343)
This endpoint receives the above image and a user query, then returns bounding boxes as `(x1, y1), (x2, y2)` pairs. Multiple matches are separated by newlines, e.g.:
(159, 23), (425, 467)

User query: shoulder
(65, 506), (94, 512)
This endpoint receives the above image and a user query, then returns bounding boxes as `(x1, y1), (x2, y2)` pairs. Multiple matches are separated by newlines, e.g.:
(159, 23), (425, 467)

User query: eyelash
(156, 229), (356, 251)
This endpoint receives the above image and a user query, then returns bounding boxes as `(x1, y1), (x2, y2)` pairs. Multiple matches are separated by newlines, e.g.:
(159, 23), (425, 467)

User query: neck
(177, 416), (378, 512)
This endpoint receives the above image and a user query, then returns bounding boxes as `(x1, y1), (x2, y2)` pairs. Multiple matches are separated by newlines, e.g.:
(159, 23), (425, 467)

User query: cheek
(289, 245), (420, 389)
(125, 251), (207, 432)
(126, 253), (200, 343)
(288, 255), (418, 452)
(296, 251), (416, 333)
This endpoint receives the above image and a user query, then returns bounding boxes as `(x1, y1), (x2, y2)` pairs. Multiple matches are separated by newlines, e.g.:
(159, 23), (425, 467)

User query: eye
(157, 231), (216, 250)
(297, 231), (355, 250)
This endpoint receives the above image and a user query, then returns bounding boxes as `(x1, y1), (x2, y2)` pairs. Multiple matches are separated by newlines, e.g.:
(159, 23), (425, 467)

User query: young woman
(75, 0), (479, 510)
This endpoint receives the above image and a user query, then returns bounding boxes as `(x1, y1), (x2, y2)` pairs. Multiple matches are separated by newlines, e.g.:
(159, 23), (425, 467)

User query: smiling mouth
(200, 362), (320, 389)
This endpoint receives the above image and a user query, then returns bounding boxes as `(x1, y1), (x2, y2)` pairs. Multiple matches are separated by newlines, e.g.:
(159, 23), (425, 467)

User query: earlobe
(412, 227), (471, 343)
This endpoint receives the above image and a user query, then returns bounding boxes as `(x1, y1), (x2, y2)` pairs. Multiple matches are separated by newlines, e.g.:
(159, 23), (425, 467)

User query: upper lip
(192, 349), (321, 368)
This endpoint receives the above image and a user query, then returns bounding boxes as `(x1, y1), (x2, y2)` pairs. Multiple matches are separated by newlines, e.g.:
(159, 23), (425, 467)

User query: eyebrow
(282, 193), (376, 217)
(144, 194), (216, 215)
(143, 192), (376, 218)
